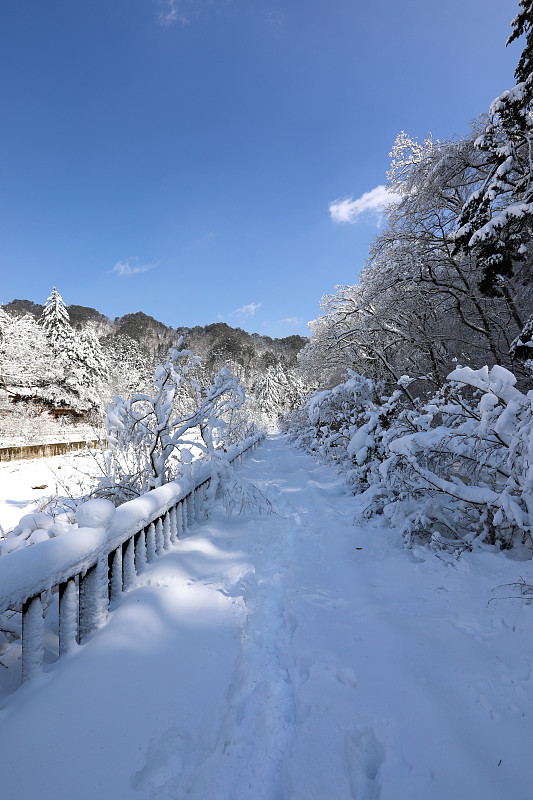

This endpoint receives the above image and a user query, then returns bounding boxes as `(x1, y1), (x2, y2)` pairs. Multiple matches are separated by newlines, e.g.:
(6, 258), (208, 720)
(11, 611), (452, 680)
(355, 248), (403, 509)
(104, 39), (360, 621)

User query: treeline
(288, 2), (533, 553)
(0, 290), (308, 424)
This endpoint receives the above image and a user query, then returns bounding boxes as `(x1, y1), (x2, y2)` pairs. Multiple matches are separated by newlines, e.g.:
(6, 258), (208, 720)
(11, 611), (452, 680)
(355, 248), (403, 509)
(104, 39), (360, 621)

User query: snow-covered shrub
(283, 371), (405, 492)
(283, 372), (377, 456)
(286, 364), (533, 554)
(100, 342), (251, 500)
(369, 365), (533, 552)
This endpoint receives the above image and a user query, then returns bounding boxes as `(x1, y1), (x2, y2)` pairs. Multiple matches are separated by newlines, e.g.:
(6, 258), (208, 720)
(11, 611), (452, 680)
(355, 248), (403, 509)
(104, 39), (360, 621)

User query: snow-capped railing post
(169, 506), (178, 543)
(79, 558), (108, 643)
(185, 493), (193, 527)
(109, 546), (123, 604)
(22, 594), (44, 682)
(135, 529), (147, 573)
(163, 511), (172, 550)
(177, 501), (184, 537)
(59, 578), (78, 656)
(123, 536), (136, 591)
(146, 522), (156, 563)
(155, 518), (164, 555)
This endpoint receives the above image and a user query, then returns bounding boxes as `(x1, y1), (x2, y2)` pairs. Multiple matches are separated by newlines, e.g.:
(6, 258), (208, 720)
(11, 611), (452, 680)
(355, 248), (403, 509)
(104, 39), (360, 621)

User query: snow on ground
(0, 434), (532, 799)
(0, 450), (99, 534)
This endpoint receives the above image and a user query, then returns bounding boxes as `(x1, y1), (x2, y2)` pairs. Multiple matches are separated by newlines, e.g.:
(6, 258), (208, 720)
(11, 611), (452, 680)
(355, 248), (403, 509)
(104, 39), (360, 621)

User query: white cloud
(157, 1), (189, 25)
(279, 316), (303, 325)
(156, 0), (217, 26)
(231, 302), (262, 318)
(111, 258), (158, 277)
(329, 185), (401, 224)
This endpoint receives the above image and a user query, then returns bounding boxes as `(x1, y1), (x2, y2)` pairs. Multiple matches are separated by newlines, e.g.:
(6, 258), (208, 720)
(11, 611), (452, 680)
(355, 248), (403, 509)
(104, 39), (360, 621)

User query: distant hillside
(4, 298), (307, 374)
(4, 299), (111, 333)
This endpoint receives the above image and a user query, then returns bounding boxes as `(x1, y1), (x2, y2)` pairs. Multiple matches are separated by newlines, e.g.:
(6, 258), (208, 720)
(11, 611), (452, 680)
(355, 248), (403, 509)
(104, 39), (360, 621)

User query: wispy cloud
(265, 10), (286, 33)
(157, 0), (190, 26)
(329, 185), (401, 224)
(111, 258), (158, 277)
(279, 316), (303, 325)
(231, 302), (262, 318)
(156, 0), (223, 26)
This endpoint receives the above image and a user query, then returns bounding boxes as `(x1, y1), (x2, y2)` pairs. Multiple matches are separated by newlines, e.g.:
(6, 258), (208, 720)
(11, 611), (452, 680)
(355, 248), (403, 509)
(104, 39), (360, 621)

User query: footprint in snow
(345, 727), (385, 800)
(131, 727), (189, 798)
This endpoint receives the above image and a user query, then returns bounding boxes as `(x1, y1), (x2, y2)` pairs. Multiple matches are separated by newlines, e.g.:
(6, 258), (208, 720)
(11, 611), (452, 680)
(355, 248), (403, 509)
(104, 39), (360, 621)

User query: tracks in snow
(131, 434), (385, 799)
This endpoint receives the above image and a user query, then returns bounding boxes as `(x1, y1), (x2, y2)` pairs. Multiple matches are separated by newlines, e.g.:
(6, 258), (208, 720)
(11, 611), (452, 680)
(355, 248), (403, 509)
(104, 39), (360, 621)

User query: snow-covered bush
(283, 371), (405, 492)
(373, 365), (533, 552)
(286, 364), (533, 554)
(100, 342), (250, 500)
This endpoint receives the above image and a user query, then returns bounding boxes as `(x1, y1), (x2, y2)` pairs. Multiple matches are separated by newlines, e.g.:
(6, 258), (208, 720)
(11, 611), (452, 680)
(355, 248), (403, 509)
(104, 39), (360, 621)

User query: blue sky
(0, 0), (521, 337)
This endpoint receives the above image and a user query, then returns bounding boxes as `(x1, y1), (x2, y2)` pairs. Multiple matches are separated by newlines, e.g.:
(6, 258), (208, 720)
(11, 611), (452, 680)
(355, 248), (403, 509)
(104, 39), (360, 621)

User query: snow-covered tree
(101, 342), (247, 498)
(251, 364), (306, 422)
(36, 289), (108, 413)
(510, 313), (533, 373)
(40, 287), (73, 353)
(301, 126), (529, 394)
(453, 4), (533, 299)
(75, 323), (110, 411)
(0, 313), (54, 390)
(508, 1), (533, 93)
(102, 333), (153, 399)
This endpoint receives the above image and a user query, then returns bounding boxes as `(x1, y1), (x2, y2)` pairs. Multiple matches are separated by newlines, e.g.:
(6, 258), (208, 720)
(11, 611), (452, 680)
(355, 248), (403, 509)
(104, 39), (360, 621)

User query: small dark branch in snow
(489, 577), (533, 603)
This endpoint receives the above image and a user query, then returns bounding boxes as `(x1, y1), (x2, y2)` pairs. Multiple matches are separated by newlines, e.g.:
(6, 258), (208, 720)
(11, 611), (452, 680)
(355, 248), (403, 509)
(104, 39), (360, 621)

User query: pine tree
(453, 3), (533, 299)
(40, 287), (73, 352)
(39, 288), (103, 412)
(75, 323), (110, 410)
(253, 365), (299, 420)
(507, 0), (533, 87)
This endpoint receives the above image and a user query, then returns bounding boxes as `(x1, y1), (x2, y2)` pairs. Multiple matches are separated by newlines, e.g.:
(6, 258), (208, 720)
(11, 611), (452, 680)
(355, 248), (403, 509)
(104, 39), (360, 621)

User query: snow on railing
(0, 434), (263, 685)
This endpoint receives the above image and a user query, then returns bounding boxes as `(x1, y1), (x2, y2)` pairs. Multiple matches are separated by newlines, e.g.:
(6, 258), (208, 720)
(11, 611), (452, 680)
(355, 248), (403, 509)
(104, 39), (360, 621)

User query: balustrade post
(109, 547), (123, 604)
(177, 502), (184, 537)
(193, 490), (198, 523)
(196, 484), (206, 522)
(79, 559), (108, 643)
(205, 482), (210, 516)
(169, 506), (178, 543)
(163, 511), (172, 549)
(155, 518), (164, 555)
(135, 529), (147, 573)
(184, 494), (192, 529)
(59, 578), (78, 657)
(22, 594), (44, 681)
(123, 536), (136, 591)
(146, 522), (156, 562)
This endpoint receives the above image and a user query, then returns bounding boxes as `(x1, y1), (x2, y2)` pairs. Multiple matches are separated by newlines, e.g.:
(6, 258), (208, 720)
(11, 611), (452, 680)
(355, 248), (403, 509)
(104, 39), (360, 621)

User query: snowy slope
(0, 435), (532, 799)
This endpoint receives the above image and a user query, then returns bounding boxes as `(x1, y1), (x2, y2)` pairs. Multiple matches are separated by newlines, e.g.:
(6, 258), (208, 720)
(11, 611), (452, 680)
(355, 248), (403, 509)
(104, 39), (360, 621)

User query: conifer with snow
(453, 4), (533, 298)
(40, 287), (73, 353)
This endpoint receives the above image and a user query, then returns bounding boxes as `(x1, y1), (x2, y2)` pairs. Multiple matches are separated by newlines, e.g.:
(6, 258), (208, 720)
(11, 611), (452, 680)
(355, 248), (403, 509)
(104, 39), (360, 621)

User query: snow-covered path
(1, 434), (533, 799)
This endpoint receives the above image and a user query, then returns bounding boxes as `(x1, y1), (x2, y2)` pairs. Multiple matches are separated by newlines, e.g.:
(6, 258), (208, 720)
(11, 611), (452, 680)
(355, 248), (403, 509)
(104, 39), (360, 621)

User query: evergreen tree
(252, 364), (305, 420)
(507, 0), (533, 86)
(454, 3), (533, 299)
(75, 323), (110, 411)
(40, 287), (73, 352)
(39, 288), (104, 412)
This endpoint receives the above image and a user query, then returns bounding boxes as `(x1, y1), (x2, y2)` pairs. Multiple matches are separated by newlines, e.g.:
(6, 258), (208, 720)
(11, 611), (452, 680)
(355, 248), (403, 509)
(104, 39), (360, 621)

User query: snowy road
(0, 434), (533, 799)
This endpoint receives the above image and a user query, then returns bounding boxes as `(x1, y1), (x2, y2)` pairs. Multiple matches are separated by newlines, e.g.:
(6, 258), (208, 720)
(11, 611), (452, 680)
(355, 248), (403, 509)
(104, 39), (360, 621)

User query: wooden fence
(0, 435), (263, 685)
